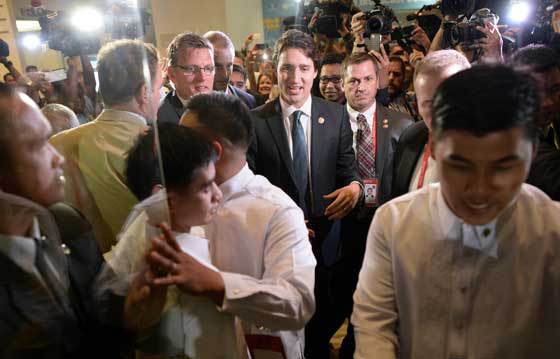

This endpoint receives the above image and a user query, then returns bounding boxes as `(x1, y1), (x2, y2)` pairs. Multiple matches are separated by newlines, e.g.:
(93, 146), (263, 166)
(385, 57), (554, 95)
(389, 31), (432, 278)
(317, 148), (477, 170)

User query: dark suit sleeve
(247, 113), (259, 172)
(336, 108), (360, 187)
(527, 141), (560, 201)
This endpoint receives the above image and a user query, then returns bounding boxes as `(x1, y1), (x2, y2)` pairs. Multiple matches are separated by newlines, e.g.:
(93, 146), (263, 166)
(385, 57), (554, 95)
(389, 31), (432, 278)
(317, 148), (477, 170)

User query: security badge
(364, 178), (379, 207)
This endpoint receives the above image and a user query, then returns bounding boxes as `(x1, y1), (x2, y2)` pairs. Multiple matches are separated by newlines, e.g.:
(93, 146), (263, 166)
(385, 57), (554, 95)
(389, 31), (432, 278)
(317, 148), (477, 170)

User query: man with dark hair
(0, 82), (139, 357)
(509, 44), (560, 200)
(330, 51), (411, 358)
(353, 65), (560, 359)
(51, 39), (162, 252)
(110, 123), (227, 358)
(249, 29), (362, 358)
(25, 65), (38, 73)
(160, 92), (315, 358)
(158, 32), (214, 124)
(204, 31), (256, 109)
(229, 64), (248, 91)
(386, 56), (415, 117)
(318, 52), (346, 104)
(391, 50), (471, 199)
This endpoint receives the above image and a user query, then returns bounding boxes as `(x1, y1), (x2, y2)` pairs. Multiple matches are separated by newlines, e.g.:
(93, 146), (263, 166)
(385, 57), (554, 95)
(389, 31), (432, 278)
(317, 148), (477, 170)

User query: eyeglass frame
(319, 76), (343, 85)
(173, 64), (215, 76)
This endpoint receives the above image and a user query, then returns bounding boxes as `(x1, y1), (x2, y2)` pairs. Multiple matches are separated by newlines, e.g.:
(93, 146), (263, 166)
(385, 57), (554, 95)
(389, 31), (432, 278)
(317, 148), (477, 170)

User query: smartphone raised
(364, 33), (382, 52)
(45, 68), (67, 83)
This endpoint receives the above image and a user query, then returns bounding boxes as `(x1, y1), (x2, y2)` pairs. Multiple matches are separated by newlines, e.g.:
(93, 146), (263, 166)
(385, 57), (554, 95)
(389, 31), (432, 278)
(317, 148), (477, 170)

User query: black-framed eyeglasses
(174, 64), (215, 76)
(319, 76), (342, 84)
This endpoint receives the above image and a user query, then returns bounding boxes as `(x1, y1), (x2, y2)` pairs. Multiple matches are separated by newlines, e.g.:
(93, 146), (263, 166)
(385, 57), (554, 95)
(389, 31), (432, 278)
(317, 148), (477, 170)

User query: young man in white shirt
(353, 65), (560, 358)
(148, 93), (316, 358)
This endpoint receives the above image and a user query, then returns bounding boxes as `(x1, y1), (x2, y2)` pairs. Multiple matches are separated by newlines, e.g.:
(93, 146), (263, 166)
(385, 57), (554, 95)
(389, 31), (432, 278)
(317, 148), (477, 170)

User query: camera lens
(366, 16), (384, 34)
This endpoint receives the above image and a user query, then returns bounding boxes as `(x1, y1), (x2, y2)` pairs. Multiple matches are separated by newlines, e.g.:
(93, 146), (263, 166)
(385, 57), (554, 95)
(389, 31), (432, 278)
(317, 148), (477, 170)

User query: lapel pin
(382, 118), (389, 128)
(318, 116), (325, 124)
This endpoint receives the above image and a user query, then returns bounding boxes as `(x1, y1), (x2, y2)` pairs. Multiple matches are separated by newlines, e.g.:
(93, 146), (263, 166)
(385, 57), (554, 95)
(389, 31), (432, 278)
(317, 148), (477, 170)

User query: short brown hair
(342, 52), (379, 79)
(167, 32), (213, 67)
(97, 39), (160, 107)
(273, 30), (318, 69)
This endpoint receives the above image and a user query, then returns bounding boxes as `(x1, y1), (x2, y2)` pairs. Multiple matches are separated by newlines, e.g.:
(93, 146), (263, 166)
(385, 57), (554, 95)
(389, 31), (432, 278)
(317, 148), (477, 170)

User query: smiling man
(248, 29), (361, 357)
(352, 65), (560, 359)
(157, 33), (214, 124)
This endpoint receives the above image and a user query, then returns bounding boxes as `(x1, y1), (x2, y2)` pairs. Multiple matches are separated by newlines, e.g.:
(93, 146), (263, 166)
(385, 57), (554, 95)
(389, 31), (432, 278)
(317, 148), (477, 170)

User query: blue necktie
(291, 110), (309, 215)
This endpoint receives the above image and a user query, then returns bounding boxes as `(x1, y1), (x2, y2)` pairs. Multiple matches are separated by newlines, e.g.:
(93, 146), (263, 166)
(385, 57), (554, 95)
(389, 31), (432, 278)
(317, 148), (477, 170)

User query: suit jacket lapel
(265, 99), (297, 185)
(171, 92), (184, 119)
(310, 98), (322, 192)
(375, 105), (390, 178)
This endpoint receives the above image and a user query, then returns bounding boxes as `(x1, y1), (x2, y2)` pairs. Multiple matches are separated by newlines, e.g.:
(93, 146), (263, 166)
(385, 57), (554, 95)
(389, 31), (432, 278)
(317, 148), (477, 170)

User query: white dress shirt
(206, 164), (316, 359)
(352, 183), (560, 359)
(0, 219), (41, 280)
(108, 190), (240, 359)
(346, 101), (376, 154)
(280, 95), (313, 164)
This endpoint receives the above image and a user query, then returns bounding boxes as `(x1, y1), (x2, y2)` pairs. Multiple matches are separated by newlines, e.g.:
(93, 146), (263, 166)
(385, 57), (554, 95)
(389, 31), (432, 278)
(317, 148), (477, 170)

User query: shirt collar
(280, 95), (313, 120)
(98, 109), (147, 126)
(347, 101), (376, 124)
(436, 185), (499, 258)
(177, 93), (189, 108)
(0, 218), (39, 275)
(218, 164), (254, 203)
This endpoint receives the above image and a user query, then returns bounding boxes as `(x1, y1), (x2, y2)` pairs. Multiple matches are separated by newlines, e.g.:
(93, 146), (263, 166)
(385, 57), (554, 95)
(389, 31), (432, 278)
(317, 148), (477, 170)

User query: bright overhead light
(262, 53), (269, 60)
(508, 2), (531, 23)
(71, 7), (104, 33)
(22, 34), (41, 50)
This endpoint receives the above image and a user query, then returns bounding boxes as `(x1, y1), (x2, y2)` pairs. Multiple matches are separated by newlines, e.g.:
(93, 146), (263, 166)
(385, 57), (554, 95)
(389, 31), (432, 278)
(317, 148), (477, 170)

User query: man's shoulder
(313, 96), (345, 114)
(399, 120), (429, 145)
(379, 104), (414, 127)
(375, 185), (433, 225)
(244, 174), (301, 210)
(519, 184), (560, 215)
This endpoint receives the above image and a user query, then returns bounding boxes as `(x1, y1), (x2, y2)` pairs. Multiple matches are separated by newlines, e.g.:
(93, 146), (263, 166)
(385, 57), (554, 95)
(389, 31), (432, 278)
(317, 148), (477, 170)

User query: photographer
(429, 8), (504, 63)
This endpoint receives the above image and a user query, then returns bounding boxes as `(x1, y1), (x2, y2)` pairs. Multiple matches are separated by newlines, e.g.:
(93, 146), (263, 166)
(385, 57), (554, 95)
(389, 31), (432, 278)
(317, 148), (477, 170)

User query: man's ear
(212, 140), (223, 160)
(135, 83), (149, 107)
(429, 134), (436, 161)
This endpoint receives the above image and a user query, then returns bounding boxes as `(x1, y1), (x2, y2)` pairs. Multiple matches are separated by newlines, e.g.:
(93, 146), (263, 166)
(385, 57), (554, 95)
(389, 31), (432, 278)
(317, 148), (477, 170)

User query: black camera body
(39, 11), (102, 56)
(363, 0), (396, 36)
(444, 8), (498, 47)
(304, 0), (355, 38)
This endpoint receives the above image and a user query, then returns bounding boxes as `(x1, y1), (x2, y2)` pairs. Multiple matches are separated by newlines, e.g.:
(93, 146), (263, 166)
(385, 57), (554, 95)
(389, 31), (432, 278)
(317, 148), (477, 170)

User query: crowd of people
(1, 4), (560, 359)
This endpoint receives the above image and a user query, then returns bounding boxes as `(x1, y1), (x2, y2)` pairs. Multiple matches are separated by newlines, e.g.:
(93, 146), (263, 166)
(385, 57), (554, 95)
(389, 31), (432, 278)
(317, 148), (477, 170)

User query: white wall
(150, 0), (264, 56)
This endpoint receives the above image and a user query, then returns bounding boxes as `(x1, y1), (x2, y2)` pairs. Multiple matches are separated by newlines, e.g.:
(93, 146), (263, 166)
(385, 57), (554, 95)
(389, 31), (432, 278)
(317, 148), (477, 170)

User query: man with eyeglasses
(158, 32), (215, 124)
(204, 31), (256, 109)
(319, 52), (346, 105)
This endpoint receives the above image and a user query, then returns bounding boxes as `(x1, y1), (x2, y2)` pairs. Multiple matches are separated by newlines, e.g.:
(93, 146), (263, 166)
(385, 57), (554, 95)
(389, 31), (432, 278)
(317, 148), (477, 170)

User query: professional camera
(39, 11), (101, 56)
(303, 0), (357, 38)
(444, 8), (499, 47)
(406, 4), (442, 40)
(363, 0), (397, 36)
(520, 0), (560, 46)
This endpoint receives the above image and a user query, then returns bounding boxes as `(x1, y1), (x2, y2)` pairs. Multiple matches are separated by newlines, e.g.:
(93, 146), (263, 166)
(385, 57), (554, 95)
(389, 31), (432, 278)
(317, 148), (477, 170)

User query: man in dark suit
(0, 83), (157, 357)
(509, 44), (560, 201)
(247, 30), (362, 358)
(391, 50), (471, 200)
(157, 33), (215, 124)
(204, 31), (256, 109)
(335, 52), (413, 358)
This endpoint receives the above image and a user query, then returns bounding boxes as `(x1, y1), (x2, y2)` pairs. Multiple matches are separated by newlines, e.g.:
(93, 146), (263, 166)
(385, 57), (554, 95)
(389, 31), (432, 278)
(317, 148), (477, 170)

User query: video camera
(362, 0), (397, 37)
(444, 8), (499, 47)
(39, 11), (101, 57)
(303, 0), (358, 38)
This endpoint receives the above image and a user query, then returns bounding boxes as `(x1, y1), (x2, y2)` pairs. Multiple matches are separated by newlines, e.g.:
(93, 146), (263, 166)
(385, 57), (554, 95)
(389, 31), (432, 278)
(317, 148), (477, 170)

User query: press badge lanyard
(363, 112), (378, 207)
(417, 143), (431, 189)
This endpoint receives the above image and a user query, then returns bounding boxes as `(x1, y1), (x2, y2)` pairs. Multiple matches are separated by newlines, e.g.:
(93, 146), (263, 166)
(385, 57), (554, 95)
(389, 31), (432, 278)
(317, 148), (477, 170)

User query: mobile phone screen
(364, 34), (382, 52)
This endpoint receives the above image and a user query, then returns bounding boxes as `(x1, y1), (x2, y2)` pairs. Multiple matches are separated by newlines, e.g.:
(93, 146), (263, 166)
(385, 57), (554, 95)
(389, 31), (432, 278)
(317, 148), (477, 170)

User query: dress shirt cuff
(351, 180), (365, 200)
(217, 271), (258, 312)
